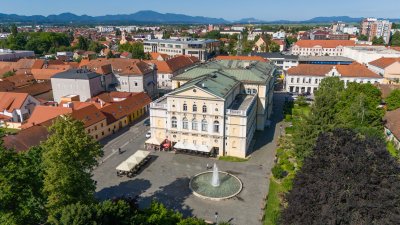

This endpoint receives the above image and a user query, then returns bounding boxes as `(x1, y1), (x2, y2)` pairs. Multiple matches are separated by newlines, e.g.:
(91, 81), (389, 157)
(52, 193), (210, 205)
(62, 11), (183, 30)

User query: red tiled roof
(293, 40), (355, 48)
(0, 92), (29, 112)
(287, 63), (381, 78)
(3, 125), (49, 152)
(31, 69), (66, 80)
(384, 108), (400, 139)
(336, 63), (381, 78)
(71, 104), (106, 127)
(100, 92), (151, 124)
(272, 39), (285, 46)
(4, 74), (35, 87)
(215, 55), (268, 62)
(147, 55), (199, 74)
(22, 106), (72, 129)
(13, 81), (52, 96)
(84, 58), (154, 76)
(369, 57), (400, 69)
(287, 64), (333, 76)
(150, 52), (169, 61)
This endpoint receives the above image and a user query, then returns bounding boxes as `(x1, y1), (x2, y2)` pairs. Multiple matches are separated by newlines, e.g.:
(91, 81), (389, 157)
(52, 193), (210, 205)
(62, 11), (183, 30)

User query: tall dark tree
(282, 129), (400, 225)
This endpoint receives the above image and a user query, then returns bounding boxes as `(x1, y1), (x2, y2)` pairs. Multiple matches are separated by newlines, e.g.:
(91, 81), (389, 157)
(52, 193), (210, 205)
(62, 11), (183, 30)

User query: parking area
(93, 93), (286, 225)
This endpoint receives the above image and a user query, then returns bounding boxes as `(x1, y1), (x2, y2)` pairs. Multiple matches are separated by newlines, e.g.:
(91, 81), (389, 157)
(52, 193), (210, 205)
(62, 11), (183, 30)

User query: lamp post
(215, 212), (218, 224)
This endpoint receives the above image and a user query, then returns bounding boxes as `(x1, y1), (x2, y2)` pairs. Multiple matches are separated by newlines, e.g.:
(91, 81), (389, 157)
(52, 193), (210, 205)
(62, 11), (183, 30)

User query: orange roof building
(0, 92), (40, 125)
(368, 57), (400, 83)
(286, 63), (382, 94)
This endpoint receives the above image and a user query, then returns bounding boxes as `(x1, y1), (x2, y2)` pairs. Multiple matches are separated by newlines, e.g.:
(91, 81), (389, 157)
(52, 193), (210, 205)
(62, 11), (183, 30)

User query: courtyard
(93, 93), (286, 225)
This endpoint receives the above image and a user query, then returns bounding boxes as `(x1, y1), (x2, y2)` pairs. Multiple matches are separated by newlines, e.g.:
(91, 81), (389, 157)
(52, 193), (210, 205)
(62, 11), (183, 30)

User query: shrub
(272, 165), (286, 179)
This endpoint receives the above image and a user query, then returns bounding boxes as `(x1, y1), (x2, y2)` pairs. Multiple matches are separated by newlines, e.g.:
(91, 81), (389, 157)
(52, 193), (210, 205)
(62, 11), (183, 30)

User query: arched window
(134, 82), (138, 86)
(193, 104), (197, 112)
(213, 121), (220, 133)
(182, 117), (188, 129)
(192, 119), (198, 130)
(171, 116), (177, 128)
(201, 119), (208, 132)
(202, 105), (207, 113)
(183, 103), (188, 111)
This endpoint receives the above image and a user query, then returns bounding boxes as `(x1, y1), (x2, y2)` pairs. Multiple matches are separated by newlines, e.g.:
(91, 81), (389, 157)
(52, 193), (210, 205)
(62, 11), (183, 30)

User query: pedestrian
(118, 148), (122, 154)
(206, 163), (209, 170)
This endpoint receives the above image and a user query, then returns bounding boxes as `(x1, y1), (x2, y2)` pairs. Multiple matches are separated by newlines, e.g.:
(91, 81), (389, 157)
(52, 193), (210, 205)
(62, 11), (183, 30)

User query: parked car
(144, 119), (150, 126)
(145, 131), (151, 138)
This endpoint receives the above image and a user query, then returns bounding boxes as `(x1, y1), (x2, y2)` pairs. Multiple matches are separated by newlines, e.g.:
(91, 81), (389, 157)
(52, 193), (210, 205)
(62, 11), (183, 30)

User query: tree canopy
(42, 116), (103, 219)
(385, 89), (400, 111)
(0, 29), (71, 54)
(282, 129), (400, 225)
(372, 36), (386, 45)
(390, 31), (400, 46)
(0, 116), (210, 224)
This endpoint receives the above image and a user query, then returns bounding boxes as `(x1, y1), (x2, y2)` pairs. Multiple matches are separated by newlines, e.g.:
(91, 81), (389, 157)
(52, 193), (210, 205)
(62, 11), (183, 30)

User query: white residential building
(291, 40), (356, 56)
(143, 38), (220, 62)
(0, 92), (40, 128)
(286, 63), (383, 94)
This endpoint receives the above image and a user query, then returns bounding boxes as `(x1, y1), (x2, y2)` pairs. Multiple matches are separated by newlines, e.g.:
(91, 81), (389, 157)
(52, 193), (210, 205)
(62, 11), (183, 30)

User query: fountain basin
(189, 171), (243, 201)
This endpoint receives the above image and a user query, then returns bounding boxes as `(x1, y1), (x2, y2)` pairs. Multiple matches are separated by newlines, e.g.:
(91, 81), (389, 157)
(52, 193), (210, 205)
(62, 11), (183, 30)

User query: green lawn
(387, 141), (399, 159)
(218, 156), (248, 162)
(264, 178), (285, 225)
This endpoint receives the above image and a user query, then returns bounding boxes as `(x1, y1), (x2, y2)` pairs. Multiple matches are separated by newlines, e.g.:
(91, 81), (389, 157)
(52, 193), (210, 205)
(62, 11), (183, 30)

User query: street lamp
(215, 212), (218, 224)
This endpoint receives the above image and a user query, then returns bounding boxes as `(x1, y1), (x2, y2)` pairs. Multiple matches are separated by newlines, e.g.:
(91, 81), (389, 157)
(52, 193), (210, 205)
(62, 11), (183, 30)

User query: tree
(357, 34), (368, 41)
(136, 201), (182, 225)
(292, 77), (345, 160)
(335, 82), (383, 134)
(58, 202), (95, 225)
(390, 31), (400, 46)
(285, 36), (297, 47)
(385, 89), (400, 111)
(10, 24), (18, 36)
(95, 200), (133, 225)
(269, 41), (280, 52)
(115, 29), (121, 36)
(177, 218), (207, 225)
(131, 42), (146, 59)
(372, 36), (385, 45)
(0, 146), (46, 225)
(282, 129), (400, 225)
(42, 116), (103, 220)
(88, 41), (105, 53)
(106, 50), (115, 59)
(77, 36), (90, 51)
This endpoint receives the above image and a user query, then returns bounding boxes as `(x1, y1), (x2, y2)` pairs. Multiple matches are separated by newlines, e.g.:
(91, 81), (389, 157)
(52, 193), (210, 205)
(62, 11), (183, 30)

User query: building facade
(286, 63), (383, 94)
(51, 69), (113, 102)
(146, 59), (276, 158)
(368, 57), (400, 83)
(143, 38), (220, 62)
(291, 40), (356, 56)
(361, 18), (392, 44)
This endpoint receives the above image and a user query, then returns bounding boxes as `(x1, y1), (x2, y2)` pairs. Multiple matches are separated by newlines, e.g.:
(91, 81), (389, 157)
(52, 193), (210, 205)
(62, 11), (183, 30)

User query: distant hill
(236, 16), (400, 24)
(0, 12), (399, 25)
(0, 10), (228, 24)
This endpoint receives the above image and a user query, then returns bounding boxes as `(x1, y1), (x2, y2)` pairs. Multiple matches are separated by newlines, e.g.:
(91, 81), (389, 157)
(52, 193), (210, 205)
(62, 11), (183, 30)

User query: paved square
(93, 93), (286, 225)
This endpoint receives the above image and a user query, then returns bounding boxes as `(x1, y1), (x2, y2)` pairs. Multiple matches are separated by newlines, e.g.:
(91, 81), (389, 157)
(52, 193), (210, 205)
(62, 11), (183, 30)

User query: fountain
(189, 163), (242, 201)
(211, 163), (220, 187)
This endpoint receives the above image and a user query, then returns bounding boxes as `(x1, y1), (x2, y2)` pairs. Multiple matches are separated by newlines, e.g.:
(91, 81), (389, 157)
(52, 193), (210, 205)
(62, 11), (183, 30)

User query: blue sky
(1, 0), (399, 21)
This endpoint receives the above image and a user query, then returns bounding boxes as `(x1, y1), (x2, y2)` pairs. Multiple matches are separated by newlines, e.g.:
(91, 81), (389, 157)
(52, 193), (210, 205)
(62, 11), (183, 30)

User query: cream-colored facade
(148, 60), (276, 158)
